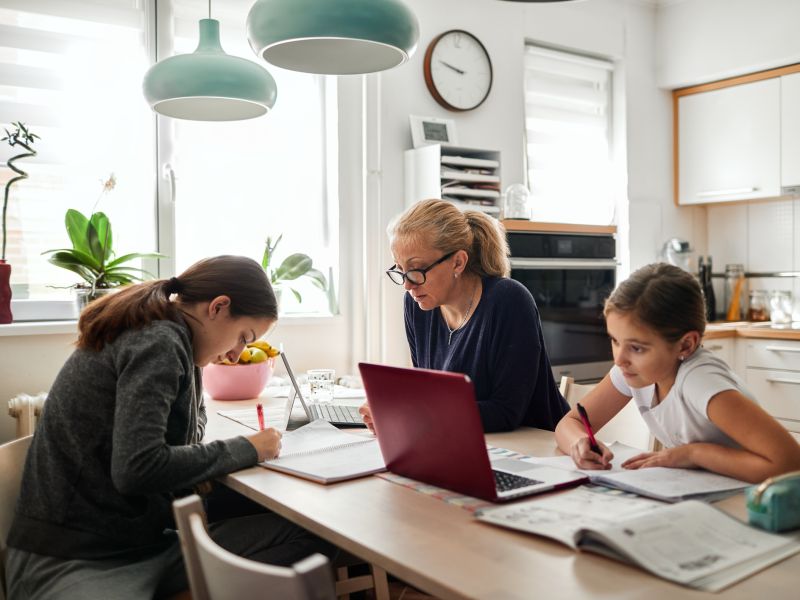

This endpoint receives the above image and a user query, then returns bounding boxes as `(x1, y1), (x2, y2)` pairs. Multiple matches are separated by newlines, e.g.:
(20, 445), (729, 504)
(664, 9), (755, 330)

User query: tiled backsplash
(706, 198), (799, 318)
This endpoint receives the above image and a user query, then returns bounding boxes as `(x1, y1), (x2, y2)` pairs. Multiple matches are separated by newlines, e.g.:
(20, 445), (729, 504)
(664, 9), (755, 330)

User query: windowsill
(0, 314), (344, 337)
(0, 320), (79, 337)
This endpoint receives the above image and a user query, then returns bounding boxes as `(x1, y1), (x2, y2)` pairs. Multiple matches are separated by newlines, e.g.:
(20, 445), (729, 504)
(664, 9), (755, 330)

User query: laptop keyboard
(310, 403), (362, 424)
(493, 470), (544, 493)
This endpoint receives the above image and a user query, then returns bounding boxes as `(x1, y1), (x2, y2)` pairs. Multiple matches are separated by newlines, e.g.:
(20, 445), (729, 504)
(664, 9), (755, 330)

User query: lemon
(248, 347), (268, 363)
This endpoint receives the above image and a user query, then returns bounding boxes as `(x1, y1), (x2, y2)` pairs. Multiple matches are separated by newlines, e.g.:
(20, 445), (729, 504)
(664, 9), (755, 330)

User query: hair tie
(167, 276), (182, 295)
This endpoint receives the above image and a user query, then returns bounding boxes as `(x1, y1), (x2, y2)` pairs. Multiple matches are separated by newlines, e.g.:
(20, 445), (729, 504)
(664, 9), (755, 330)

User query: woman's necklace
(446, 282), (477, 345)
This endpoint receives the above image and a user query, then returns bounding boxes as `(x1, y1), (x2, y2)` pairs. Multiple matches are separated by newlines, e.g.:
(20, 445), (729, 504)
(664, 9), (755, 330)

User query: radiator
(8, 393), (47, 438)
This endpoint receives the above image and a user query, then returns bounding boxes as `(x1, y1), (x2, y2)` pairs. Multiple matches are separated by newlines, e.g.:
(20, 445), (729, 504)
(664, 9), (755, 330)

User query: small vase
(0, 260), (11, 324)
(75, 286), (117, 313)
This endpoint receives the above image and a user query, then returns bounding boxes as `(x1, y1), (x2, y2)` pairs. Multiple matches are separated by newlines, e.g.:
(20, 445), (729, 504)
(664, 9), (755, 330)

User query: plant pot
(75, 286), (117, 313)
(203, 358), (275, 401)
(0, 260), (12, 324)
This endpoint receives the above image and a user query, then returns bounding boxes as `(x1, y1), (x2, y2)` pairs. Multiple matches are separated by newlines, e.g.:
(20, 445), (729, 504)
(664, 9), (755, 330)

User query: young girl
(6, 256), (332, 600)
(555, 262), (800, 483)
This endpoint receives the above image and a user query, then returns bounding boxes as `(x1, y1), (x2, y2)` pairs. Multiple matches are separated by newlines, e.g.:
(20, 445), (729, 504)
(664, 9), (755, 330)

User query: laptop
(357, 362), (588, 502)
(281, 353), (366, 427)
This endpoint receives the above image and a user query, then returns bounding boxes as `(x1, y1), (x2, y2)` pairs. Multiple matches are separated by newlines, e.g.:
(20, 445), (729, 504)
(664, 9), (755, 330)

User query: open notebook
(525, 442), (750, 503)
(477, 486), (800, 592)
(260, 420), (385, 484)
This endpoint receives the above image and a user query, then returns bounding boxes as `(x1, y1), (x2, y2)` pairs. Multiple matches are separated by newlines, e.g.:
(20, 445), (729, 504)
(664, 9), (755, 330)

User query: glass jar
(723, 264), (746, 322)
(747, 290), (770, 322)
(769, 290), (793, 325)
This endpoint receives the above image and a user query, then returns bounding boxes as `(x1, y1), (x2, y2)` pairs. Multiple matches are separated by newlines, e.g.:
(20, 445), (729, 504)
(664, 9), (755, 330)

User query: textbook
(525, 442), (750, 503)
(260, 420), (386, 484)
(476, 487), (800, 592)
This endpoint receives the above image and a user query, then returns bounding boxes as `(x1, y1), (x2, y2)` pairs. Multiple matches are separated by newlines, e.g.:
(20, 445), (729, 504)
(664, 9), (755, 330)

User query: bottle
(724, 264), (746, 322)
(699, 256), (716, 322)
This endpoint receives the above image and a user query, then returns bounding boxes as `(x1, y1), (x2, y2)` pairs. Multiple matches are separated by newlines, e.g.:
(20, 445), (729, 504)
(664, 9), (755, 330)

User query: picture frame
(409, 115), (458, 148)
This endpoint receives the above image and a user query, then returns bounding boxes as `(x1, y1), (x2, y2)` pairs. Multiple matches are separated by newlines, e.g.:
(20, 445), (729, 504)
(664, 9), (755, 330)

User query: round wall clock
(423, 30), (493, 112)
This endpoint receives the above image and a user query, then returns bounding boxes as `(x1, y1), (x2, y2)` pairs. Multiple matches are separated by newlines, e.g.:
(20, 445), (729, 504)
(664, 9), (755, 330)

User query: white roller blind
(523, 45), (614, 225)
(0, 0), (156, 299)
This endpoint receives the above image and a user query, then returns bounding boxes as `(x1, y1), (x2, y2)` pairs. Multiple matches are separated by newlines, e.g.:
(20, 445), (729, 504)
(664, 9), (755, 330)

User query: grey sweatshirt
(7, 319), (257, 559)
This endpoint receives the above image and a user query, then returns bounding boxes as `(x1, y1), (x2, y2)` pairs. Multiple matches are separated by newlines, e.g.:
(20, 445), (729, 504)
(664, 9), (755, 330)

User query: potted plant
(43, 174), (165, 308)
(1, 122), (39, 324)
(261, 234), (327, 304)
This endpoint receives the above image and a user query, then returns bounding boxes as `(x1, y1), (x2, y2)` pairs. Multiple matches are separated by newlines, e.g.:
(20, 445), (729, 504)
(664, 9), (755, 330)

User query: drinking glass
(769, 290), (793, 325)
(307, 369), (335, 403)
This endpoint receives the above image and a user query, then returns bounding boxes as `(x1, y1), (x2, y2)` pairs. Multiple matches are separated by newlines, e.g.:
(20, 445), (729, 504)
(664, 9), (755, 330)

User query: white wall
(371, 0), (703, 368)
(656, 0), (800, 89)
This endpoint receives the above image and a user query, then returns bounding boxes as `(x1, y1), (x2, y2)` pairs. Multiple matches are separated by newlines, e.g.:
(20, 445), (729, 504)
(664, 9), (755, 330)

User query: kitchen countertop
(705, 321), (800, 341)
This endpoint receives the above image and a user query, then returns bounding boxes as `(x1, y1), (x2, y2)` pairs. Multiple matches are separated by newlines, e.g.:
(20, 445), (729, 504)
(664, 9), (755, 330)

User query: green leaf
(273, 253), (312, 282)
(89, 212), (112, 263)
(305, 267), (328, 290)
(106, 252), (166, 269)
(44, 248), (102, 274)
(290, 287), (302, 303)
(64, 209), (91, 255)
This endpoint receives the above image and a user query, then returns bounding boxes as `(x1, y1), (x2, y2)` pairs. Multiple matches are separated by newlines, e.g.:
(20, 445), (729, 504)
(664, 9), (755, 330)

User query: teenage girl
(555, 262), (800, 483)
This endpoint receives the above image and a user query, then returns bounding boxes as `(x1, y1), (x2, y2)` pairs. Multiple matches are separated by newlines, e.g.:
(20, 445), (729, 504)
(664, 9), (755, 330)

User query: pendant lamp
(143, 17), (277, 121)
(246, 0), (419, 75)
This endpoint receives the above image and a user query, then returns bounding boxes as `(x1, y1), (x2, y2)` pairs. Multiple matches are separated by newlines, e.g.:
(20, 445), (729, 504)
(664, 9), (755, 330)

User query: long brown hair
(388, 199), (510, 277)
(604, 262), (706, 342)
(78, 255), (277, 351)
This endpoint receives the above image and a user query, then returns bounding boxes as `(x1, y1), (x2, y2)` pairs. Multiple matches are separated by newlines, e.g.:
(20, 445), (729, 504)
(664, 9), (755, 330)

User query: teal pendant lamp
(246, 0), (419, 75)
(143, 14), (277, 121)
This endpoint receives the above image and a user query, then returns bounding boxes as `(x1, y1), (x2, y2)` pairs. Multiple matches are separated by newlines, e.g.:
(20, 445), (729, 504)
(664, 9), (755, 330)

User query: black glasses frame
(385, 251), (456, 286)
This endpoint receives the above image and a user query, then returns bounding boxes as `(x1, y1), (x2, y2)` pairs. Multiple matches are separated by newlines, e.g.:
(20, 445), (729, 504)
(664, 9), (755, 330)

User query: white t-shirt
(609, 348), (756, 449)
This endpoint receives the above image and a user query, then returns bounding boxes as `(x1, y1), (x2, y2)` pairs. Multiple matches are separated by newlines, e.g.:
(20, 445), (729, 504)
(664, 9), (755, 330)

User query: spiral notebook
(260, 419), (386, 484)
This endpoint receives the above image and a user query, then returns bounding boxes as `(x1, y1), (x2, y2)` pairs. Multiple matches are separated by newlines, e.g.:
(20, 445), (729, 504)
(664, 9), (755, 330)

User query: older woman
(361, 199), (568, 433)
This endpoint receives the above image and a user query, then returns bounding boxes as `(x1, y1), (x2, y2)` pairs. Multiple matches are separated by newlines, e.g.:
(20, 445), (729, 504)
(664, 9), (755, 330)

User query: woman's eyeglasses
(385, 251), (455, 286)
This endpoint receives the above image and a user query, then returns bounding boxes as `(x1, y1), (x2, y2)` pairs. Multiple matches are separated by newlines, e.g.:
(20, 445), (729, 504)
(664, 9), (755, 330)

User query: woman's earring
(454, 272), (458, 279)
(678, 355), (685, 362)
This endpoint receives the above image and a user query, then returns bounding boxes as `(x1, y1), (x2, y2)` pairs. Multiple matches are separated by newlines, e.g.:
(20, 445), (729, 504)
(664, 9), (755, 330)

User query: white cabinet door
(702, 338), (735, 370)
(781, 72), (800, 189)
(678, 78), (781, 205)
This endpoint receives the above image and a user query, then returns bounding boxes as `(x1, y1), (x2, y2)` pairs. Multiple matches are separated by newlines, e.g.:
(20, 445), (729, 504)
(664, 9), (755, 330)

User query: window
(0, 0), (338, 319)
(0, 0), (156, 302)
(523, 45), (614, 225)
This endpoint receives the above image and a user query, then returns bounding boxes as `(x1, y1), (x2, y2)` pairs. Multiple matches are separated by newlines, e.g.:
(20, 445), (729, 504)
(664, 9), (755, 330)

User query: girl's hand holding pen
(569, 436), (613, 470)
(247, 428), (283, 462)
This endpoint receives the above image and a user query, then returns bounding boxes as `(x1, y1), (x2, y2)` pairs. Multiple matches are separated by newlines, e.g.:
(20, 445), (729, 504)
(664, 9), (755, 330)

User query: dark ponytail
(77, 255), (277, 351)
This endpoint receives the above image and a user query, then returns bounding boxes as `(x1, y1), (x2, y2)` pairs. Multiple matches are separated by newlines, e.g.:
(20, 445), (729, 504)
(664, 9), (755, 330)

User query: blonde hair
(387, 199), (510, 277)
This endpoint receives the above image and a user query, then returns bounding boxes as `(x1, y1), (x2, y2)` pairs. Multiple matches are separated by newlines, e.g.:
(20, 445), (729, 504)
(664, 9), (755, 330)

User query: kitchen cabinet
(702, 337), (735, 369)
(676, 77), (781, 205)
(743, 338), (800, 438)
(781, 71), (800, 190)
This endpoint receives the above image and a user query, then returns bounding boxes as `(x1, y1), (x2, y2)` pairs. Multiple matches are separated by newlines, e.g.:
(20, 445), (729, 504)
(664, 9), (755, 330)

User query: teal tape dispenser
(746, 470), (800, 533)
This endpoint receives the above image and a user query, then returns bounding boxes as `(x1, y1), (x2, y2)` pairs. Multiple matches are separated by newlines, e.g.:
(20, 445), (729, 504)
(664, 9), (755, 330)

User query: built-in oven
(508, 231), (617, 383)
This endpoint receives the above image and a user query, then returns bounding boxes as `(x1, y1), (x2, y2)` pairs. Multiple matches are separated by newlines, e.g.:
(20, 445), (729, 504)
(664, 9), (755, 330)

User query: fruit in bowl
(203, 341), (280, 401)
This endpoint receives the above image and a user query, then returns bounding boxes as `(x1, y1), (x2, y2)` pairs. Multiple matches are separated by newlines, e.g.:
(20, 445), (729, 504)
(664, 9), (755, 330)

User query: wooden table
(206, 396), (796, 600)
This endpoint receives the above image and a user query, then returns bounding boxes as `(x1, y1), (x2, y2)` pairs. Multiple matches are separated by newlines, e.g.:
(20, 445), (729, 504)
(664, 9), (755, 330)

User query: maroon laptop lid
(358, 362), (498, 501)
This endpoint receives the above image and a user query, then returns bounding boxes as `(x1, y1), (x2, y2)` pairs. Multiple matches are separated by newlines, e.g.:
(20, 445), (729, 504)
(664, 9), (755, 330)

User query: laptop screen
(280, 352), (313, 420)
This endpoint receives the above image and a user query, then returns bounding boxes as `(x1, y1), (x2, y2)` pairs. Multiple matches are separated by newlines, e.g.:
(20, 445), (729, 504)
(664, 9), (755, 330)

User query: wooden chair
(173, 495), (336, 600)
(0, 435), (33, 600)
(558, 377), (657, 451)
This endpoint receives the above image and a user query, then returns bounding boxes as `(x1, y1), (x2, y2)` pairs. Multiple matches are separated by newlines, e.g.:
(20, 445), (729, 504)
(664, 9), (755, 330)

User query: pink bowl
(202, 358), (275, 401)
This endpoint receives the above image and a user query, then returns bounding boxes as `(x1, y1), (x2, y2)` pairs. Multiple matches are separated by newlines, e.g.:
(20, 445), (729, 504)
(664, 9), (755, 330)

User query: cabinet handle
(696, 187), (758, 198)
(766, 377), (800, 386)
(765, 346), (800, 353)
(705, 344), (724, 351)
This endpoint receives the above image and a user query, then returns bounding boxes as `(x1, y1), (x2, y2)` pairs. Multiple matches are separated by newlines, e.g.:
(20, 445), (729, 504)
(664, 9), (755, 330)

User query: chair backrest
(172, 495), (335, 600)
(0, 435), (33, 600)
(559, 377), (653, 450)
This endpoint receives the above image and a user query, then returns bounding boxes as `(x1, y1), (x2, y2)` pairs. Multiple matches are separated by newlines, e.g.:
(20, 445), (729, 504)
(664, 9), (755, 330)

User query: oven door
(510, 258), (616, 383)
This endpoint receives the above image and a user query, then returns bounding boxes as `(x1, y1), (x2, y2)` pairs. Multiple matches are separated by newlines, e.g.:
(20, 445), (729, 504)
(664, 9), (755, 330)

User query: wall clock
(423, 30), (493, 112)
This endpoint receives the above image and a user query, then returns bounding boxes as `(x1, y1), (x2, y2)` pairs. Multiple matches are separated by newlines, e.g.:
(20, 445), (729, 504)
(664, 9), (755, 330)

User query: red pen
(576, 403), (601, 455)
(256, 403), (265, 431)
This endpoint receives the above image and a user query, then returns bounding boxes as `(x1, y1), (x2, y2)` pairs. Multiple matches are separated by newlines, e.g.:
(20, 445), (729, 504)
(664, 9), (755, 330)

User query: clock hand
(438, 60), (465, 75)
